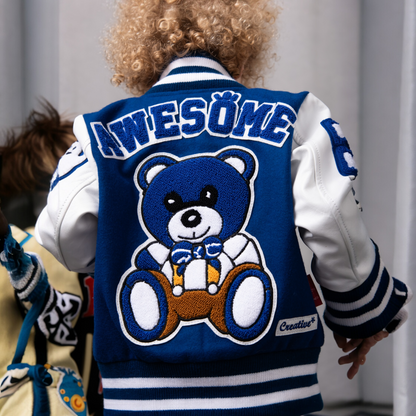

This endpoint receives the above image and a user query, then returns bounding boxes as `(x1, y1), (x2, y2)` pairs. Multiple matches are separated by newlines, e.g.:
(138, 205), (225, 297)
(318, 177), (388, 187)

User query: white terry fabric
(36, 92), (374, 294)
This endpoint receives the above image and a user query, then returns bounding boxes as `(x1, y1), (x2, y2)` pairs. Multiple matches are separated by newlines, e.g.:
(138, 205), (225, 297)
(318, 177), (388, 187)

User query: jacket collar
(148, 54), (243, 94)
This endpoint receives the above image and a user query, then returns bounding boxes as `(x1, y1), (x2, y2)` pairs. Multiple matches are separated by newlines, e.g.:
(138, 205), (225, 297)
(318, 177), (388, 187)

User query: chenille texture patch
(117, 147), (277, 346)
(321, 118), (358, 178)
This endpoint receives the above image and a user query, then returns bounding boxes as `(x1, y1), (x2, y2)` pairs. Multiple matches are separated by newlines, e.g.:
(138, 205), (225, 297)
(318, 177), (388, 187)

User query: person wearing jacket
(35, 1), (412, 414)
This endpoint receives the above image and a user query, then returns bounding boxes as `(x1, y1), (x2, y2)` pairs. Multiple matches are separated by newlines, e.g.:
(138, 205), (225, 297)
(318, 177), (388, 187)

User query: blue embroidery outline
(321, 118), (358, 178)
(50, 159), (88, 191)
(225, 268), (274, 341)
(120, 271), (169, 342)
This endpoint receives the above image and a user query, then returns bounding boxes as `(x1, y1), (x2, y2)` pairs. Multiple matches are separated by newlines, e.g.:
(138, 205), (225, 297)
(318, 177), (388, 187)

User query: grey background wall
(359, 0), (404, 405)
(0, 0), (413, 411)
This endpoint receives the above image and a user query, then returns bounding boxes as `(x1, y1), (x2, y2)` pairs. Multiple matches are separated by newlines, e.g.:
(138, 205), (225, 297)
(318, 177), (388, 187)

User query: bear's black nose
(181, 209), (202, 228)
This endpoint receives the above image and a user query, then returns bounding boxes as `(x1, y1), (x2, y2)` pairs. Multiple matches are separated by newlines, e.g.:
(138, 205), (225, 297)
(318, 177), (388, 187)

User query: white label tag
(275, 314), (318, 336)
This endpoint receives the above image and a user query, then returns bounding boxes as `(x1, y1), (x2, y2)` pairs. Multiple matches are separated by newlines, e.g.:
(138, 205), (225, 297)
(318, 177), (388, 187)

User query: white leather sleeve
(292, 93), (412, 338)
(35, 116), (99, 274)
(292, 93), (375, 292)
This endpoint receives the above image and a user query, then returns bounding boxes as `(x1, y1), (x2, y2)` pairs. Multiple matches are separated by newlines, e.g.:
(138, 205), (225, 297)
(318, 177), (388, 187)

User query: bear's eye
(164, 191), (184, 212)
(200, 185), (218, 207)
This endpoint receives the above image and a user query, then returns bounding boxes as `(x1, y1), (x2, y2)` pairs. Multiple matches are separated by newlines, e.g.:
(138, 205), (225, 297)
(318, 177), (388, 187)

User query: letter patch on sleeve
(321, 118), (358, 179)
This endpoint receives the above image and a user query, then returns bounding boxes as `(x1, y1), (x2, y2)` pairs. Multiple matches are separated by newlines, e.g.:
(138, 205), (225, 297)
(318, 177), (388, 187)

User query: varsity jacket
(35, 54), (411, 416)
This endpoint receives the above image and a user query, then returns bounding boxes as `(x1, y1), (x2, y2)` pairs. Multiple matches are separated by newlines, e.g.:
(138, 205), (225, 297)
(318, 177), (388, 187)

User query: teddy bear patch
(116, 147), (277, 345)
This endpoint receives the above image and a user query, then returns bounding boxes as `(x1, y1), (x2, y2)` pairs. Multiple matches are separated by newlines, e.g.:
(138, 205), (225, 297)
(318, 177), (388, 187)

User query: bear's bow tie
(171, 237), (223, 275)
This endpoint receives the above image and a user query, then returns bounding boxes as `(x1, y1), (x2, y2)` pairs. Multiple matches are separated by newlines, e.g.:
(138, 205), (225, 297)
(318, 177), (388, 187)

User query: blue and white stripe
(0, 228), (49, 303)
(158, 56), (232, 80)
(155, 72), (236, 87)
(321, 246), (411, 338)
(104, 386), (320, 412)
(150, 55), (241, 93)
(100, 349), (323, 415)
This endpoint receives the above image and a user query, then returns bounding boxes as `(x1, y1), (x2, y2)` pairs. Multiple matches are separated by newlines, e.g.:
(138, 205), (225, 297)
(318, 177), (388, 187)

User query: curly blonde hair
(105, 0), (279, 96)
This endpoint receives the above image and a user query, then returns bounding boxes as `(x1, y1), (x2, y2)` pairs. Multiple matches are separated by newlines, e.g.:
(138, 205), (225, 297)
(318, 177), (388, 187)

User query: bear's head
(136, 148), (257, 248)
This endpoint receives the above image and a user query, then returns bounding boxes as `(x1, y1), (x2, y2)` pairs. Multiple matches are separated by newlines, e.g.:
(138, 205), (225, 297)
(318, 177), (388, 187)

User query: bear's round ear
(137, 155), (176, 190)
(217, 148), (256, 181)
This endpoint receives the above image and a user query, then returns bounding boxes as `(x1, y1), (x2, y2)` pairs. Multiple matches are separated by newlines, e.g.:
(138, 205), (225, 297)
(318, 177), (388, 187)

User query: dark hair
(0, 100), (75, 197)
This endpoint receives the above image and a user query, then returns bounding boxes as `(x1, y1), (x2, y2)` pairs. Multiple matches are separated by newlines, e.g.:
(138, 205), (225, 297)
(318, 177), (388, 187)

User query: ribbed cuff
(12, 252), (49, 303)
(321, 246), (411, 339)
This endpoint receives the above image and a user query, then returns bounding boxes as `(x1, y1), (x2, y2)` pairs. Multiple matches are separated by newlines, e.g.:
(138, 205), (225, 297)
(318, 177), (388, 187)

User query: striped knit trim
(103, 364), (318, 392)
(103, 395), (324, 415)
(99, 349), (322, 414)
(147, 55), (243, 94)
(12, 253), (48, 302)
(154, 72), (236, 87)
(149, 79), (242, 94)
(167, 66), (223, 77)
(325, 264), (390, 319)
(159, 56), (232, 80)
(321, 249), (410, 338)
(104, 385), (321, 412)
(320, 243), (382, 304)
